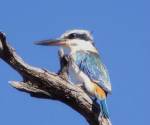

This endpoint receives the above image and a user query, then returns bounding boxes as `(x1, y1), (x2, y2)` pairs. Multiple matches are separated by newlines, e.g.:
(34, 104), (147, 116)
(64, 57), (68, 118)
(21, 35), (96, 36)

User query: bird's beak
(34, 39), (68, 47)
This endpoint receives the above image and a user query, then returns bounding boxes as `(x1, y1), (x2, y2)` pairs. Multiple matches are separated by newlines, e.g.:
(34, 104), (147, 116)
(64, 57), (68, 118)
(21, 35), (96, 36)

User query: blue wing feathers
(74, 51), (111, 93)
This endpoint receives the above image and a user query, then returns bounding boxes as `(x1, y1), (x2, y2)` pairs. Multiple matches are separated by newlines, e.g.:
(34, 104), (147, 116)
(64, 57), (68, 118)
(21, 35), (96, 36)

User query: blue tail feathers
(98, 99), (112, 125)
(100, 99), (109, 118)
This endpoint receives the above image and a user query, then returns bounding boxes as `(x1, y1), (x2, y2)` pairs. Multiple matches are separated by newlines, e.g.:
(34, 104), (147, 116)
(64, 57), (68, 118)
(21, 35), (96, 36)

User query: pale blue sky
(0, 0), (150, 125)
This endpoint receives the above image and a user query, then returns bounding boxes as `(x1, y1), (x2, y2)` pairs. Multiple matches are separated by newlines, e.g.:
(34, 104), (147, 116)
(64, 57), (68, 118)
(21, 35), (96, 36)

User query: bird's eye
(68, 33), (78, 39)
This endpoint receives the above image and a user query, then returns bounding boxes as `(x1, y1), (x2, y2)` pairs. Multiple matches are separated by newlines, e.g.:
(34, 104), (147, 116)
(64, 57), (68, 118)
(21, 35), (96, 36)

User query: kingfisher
(35, 29), (112, 125)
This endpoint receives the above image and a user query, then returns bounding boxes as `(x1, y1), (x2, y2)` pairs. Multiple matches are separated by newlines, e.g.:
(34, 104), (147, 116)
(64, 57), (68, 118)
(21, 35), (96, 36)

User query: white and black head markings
(60, 29), (94, 43)
(59, 29), (97, 53)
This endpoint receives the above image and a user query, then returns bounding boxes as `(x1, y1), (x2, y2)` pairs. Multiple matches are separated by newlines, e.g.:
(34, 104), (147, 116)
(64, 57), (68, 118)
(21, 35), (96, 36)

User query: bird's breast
(68, 58), (95, 96)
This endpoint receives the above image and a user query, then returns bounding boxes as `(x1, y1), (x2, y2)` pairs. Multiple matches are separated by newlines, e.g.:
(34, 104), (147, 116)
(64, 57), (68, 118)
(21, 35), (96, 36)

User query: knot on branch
(58, 48), (69, 80)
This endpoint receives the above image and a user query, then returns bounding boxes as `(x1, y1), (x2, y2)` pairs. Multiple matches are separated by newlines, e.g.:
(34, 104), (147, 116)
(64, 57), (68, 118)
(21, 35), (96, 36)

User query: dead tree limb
(0, 32), (100, 125)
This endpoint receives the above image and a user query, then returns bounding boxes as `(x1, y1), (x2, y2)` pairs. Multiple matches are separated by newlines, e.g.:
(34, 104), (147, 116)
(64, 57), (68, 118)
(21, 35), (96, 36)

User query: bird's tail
(98, 99), (112, 125)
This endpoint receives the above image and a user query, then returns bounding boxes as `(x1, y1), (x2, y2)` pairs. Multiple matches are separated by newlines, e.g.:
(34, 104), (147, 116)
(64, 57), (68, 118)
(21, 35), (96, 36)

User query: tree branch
(0, 32), (101, 125)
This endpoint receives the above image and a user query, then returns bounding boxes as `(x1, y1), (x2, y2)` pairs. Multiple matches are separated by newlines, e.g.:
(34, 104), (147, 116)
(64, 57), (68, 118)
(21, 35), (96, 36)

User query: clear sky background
(0, 0), (149, 125)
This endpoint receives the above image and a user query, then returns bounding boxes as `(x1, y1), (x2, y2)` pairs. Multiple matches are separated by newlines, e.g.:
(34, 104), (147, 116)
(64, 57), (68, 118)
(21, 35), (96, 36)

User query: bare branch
(0, 32), (100, 125)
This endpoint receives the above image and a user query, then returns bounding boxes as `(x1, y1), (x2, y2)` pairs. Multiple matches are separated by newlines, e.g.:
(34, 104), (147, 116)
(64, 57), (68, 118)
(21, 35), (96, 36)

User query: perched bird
(35, 29), (112, 125)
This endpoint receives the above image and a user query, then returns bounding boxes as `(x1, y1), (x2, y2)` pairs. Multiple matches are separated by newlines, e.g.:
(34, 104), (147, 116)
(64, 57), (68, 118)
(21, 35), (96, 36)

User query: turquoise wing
(74, 51), (111, 93)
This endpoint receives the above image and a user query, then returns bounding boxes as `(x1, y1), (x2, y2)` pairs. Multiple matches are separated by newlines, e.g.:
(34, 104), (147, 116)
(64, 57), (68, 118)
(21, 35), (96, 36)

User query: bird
(35, 29), (112, 125)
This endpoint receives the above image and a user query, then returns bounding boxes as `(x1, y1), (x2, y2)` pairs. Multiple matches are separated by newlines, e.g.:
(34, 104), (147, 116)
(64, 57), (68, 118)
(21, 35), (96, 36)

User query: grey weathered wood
(0, 32), (101, 125)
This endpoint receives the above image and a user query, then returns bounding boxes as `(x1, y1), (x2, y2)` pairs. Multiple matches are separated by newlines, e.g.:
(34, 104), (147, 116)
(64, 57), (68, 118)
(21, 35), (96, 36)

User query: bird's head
(35, 29), (97, 53)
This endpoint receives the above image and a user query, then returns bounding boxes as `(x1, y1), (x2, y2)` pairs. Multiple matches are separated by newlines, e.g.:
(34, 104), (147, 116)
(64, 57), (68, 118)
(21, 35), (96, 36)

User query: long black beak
(34, 39), (67, 46)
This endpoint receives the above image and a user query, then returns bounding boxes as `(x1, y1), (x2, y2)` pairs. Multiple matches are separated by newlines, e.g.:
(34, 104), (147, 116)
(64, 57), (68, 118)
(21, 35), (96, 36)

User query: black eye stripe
(79, 34), (91, 41)
(66, 33), (91, 41)
(68, 33), (78, 39)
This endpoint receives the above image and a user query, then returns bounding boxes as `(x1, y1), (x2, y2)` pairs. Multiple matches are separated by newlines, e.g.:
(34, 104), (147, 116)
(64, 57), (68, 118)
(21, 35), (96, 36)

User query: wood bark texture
(0, 32), (101, 125)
